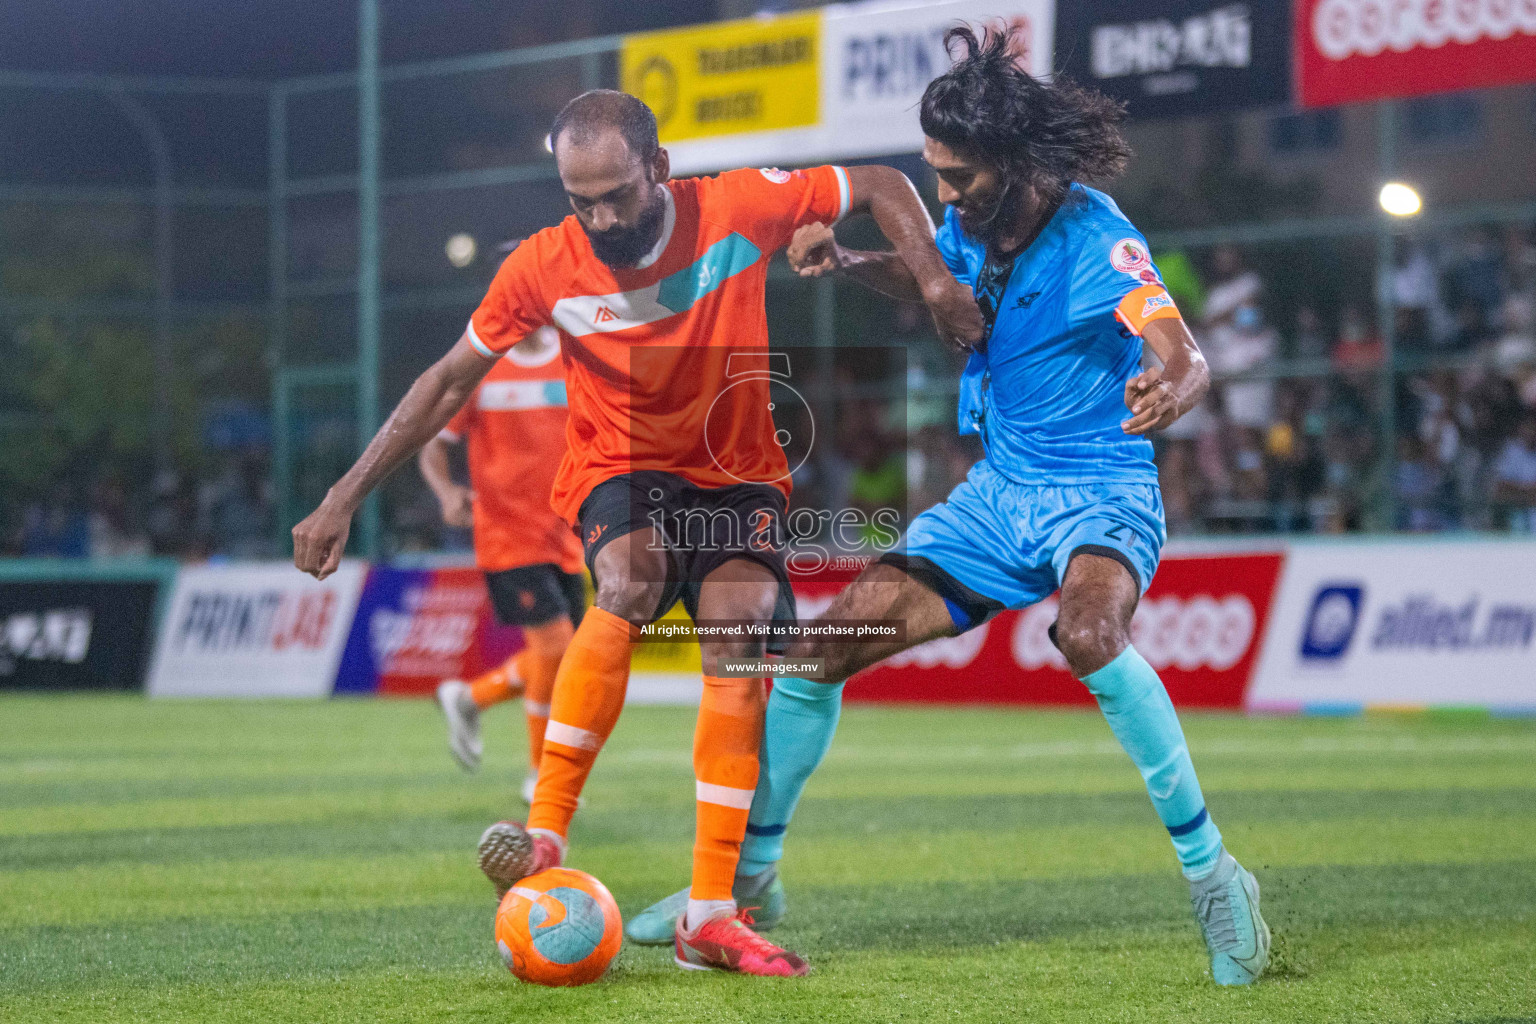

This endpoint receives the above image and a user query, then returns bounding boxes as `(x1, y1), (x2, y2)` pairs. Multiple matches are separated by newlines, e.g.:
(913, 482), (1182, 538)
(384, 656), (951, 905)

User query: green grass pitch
(1, 694), (1533, 1022)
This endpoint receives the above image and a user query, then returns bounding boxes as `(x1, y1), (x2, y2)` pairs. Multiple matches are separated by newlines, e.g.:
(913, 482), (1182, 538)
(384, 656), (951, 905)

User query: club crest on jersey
(758, 167), (792, 184)
(1110, 238), (1152, 277)
(1141, 292), (1174, 318)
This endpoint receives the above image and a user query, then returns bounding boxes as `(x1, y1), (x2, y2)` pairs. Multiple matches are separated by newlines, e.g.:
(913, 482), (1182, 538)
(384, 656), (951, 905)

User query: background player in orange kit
(292, 89), (983, 977)
(417, 325), (586, 802)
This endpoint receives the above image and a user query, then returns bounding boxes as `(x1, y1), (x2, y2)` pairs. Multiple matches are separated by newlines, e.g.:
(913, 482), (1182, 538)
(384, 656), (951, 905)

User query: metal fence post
(268, 84), (291, 551)
(357, 0), (383, 559)
(1375, 100), (1399, 531)
(104, 90), (175, 476)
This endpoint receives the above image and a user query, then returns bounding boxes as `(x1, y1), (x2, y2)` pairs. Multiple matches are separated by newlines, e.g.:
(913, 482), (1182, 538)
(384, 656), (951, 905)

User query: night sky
(0, 0), (720, 303)
(0, 0), (733, 403)
(0, 0), (717, 78)
(0, 0), (718, 190)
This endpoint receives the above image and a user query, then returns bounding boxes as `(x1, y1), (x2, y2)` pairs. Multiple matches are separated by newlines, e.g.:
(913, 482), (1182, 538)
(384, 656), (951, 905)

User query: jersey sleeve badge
(1110, 237), (1153, 277)
(758, 167), (793, 184)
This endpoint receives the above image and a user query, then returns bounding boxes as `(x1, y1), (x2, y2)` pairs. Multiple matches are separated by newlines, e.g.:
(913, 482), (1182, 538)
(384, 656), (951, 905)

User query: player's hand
(922, 276), (986, 351)
(292, 497), (352, 581)
(1122, 366), (1181, 435)
(787, 222), (843, 277)
(437, 484), (474, 529)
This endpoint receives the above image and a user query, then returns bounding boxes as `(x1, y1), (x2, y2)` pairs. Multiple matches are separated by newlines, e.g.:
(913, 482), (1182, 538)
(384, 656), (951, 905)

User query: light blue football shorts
(879, 459), (1166, 631)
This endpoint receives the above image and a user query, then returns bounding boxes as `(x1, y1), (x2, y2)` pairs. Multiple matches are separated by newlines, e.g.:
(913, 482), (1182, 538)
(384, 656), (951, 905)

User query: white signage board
(148, 562), (367, 698)
(1248, 541), (1536, 711)
(666, 0), (1055, 174)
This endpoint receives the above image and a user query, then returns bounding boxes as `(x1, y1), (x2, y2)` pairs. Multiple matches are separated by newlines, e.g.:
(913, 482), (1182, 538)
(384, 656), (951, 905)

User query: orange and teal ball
(494, 868), (623, 986)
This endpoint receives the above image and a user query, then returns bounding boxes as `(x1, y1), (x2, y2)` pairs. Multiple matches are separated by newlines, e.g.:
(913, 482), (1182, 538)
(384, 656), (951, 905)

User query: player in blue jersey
(627, 24), (1270, 986)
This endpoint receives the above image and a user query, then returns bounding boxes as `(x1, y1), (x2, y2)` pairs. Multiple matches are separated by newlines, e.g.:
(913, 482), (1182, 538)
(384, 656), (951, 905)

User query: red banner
(795, 552), (1284, 708)
(1297, 0), (1536, 108)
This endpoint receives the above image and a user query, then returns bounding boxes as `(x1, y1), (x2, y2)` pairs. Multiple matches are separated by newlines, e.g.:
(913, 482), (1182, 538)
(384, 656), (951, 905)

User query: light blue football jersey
(936, 183), (1174, 486)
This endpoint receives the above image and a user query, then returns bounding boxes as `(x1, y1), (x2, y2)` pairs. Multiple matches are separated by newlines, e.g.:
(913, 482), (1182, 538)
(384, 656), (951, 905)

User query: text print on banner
(147, 562), (367, 698)
(1297, 0), (1536, 108)
(792, 551), (1282, 708)
(823, 0), (1053, 159)
(622, 12), (820, 145)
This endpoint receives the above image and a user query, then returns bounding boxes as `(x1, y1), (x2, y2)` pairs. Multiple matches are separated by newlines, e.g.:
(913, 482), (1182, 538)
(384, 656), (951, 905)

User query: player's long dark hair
(920, 24), (1130, 211)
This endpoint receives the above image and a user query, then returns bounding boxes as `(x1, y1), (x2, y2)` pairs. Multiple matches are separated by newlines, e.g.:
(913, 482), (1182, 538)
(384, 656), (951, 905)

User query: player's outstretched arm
(1122, 316), (1210, 436)
(293, 333), (494, 578)
(789, 165), (983, 350)
(417, 435), (474, 529)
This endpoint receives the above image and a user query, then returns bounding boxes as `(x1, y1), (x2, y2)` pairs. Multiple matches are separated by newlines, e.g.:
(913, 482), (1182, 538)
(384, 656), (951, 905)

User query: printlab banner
(147, 561), (367, 698)
(820, 0), (1055, 161)
(1056, 0), (1293, 120)
(0, 579), (161, 691)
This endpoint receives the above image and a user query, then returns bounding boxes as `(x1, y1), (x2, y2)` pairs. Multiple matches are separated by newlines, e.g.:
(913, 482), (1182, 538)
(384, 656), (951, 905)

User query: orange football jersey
(440, 330), (585, 573)
(466, 165), (850, 523)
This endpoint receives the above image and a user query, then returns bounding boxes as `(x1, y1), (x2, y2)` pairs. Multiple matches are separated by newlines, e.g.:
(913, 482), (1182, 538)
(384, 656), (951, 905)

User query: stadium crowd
(7, 224), (1536, 559)
(5, 454), (277, 559)
(1155, 226), (1536, 535)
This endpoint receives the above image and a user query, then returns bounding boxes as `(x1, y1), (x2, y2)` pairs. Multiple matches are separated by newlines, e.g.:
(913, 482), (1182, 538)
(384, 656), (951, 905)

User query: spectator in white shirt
(1491, 415), (1536, 532)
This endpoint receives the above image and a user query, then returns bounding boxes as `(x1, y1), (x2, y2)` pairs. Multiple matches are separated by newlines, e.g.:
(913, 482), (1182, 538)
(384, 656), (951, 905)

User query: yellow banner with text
(620, 11), (820, 145)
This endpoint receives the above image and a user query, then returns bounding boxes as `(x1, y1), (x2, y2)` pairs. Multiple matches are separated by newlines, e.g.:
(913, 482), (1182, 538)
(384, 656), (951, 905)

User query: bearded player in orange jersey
(418, 325), (586, 803)
(293, 89), (982, 977)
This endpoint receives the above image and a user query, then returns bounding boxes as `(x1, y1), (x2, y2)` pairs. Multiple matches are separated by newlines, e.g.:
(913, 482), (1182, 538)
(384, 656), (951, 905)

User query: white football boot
(435, 680), (482, 772)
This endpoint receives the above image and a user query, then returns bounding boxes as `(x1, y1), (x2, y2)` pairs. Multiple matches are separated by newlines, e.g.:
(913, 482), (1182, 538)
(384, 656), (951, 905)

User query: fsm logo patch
(1141, 292), (1174, 318)
(1110, 237), (1152, 276)
(1301, 584), (1364, 660)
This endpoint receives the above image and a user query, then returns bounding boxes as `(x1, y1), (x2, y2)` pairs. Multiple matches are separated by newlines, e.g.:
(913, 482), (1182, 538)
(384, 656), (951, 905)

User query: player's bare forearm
(327, 341), (487, 513)
(840, 165), (984, 348)
(293, 333), (493, 579)
(786, 226), (922, 300)
(1159, 340), (1211, 415)
(843, 165), (952, 301)
(1122, 317), (1210, 435)
(832, 247), (925, 301)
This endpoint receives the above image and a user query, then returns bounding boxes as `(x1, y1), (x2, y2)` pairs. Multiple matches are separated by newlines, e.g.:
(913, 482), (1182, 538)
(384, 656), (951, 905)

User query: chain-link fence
(4, 39), (1534, 560)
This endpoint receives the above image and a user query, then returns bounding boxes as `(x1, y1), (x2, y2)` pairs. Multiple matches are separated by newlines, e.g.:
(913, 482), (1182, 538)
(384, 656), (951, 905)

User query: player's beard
(584, 188), (667, 269)
(956, 178), (1017, 247)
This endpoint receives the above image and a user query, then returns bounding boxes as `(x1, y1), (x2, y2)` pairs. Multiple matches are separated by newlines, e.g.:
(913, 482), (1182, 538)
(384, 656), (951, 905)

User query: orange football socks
(517, 618), (573, 771)
(468, 662), (521, 709)
(527, 608), (636, 839)
(690, 675), (767, 902)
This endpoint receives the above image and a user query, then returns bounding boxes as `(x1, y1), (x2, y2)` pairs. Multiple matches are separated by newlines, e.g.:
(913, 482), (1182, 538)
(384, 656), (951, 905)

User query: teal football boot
(626, 867), (786, 946)
(1190, 851), (1271, 985)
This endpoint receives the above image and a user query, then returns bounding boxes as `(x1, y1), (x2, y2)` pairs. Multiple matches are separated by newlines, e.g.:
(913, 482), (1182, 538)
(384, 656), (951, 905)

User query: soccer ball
(494, 867), (623, 986)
